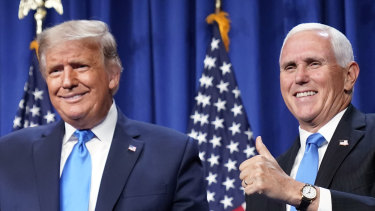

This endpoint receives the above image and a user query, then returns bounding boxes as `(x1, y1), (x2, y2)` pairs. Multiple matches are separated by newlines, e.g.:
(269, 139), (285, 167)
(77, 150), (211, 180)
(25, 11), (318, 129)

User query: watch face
(302, 185), (317, 199)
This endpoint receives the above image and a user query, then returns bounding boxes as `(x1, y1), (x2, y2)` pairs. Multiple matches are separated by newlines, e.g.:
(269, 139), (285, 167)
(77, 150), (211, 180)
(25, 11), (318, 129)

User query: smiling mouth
(295, 91), (317, 98)
(61, 93), (87, 101)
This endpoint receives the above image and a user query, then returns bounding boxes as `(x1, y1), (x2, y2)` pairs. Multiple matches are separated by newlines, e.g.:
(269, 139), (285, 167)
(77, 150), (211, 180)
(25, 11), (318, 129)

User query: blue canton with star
(13, 50), (57, 130)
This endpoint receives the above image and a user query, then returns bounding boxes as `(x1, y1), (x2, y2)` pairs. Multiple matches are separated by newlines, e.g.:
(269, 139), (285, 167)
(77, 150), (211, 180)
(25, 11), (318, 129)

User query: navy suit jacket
(246, 105), (375, 210)
(0, 109), (209, 211)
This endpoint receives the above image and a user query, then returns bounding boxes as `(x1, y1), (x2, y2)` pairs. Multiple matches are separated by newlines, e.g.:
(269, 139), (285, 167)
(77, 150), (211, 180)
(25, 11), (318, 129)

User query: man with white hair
(240, 23), (375, 210)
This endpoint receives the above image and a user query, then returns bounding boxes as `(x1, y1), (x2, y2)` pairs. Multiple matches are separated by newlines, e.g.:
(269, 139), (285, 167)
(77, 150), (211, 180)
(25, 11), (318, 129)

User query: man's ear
(108, 64), (121, 91)
(344, 61), (359, 93)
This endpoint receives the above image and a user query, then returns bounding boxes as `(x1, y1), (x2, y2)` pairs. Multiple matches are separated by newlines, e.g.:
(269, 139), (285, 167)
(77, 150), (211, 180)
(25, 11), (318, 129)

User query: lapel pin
(128, 145), (137, 152)
(339, 140), (349, 146)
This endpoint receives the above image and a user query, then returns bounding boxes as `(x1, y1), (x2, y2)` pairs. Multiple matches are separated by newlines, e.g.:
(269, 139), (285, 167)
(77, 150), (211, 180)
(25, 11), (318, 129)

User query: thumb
(255, 136), (273, 160)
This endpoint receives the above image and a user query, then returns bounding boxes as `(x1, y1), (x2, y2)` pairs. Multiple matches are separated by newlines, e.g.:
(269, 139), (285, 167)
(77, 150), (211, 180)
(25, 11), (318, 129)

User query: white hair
(280, 23), (354, 67)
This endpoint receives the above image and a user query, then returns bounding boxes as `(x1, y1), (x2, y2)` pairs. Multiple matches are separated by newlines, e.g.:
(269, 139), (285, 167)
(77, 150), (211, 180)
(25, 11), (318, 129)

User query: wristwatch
(296, 184), (317, 211)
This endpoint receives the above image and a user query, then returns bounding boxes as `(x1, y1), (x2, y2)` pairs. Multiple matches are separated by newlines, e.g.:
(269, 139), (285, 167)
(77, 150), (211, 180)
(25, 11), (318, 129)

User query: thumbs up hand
(239, 136), (305, 206)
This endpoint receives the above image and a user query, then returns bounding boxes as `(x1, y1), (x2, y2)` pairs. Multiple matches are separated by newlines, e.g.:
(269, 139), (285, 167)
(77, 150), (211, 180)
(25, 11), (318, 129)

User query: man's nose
(295, 65), (309, 84)
(62, 68), (77, 88)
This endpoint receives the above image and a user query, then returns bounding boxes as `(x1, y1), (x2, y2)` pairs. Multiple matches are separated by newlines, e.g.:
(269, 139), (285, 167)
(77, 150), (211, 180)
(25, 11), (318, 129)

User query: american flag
(187, 22), (256, 210)
(13, 42), (56, 130)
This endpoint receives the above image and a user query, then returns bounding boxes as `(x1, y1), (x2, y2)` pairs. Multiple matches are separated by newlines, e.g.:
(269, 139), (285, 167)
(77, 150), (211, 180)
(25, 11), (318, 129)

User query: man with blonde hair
(0, 20), (208, 211)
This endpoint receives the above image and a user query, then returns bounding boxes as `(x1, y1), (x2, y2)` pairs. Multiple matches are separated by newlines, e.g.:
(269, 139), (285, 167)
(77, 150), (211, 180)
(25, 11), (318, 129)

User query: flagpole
(215, 0), (221, 13)
(18, 0), (63, 35)
(13, 0), (63, 130)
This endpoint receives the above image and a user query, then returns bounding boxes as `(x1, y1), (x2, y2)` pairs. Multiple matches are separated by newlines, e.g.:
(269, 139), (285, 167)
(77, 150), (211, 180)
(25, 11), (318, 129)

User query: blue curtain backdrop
(1, 0), (375, 157)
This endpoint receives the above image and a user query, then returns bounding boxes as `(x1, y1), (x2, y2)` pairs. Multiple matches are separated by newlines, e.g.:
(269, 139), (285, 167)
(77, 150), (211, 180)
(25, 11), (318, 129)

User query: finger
(255, 136), (274, 160)
(242, 179), (248, 188)
(239, 159), (249, 171)
(244, 180), (261, 196)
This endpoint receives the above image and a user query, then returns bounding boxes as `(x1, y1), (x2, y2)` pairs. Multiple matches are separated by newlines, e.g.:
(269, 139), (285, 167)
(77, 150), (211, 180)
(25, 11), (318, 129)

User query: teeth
(64, 94), (82, 99)
(296, 91), (316, 98)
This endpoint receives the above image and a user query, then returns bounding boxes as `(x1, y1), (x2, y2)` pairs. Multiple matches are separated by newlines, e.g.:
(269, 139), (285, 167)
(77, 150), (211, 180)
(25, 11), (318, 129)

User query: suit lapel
(32, 121), (64, 211)
(95, 113), (144, 211)
(315, 106), (365, 187)
(278, 137), (300, 175)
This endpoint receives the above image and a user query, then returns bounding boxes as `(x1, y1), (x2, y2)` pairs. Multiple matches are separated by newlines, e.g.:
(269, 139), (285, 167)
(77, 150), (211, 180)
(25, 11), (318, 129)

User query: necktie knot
(74, 129), (95, 144)
(306, 133), (325, 148)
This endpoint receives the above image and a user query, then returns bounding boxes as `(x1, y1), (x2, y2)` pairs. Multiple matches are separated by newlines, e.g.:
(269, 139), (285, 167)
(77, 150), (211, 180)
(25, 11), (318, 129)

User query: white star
(216, 80), (229, 93)
(195, 92), (211, 108)
(23, 82), (29, 91)
(214, 98), (226, 112)
(232, 86), (241, 98)
(29, 121), (38, 127)
(224, 159), (237, 172)
(18, 99), (25, 109)
(226, 140), (239, 154)
(209, 135), (222, 148)
(24, 120), (29, 128)
(244, 128), (253, 140)
(206, 171), (218, 185)
(13, 116), (22, 128)
(204, 55), (216, 70)
(44, 111), (55, 123)
(231, 103), (243, 117)
(211, 38), (220, 51)
(25, 105), (30, 114)
(244, 145), (256, 158)
(196, 132), (207, 145)
(199, 151), (206, 161)
(33, 88), (44, 101)
(199, 74), (213, 88)
(211, 117), (224, 130)
(29, 105), (40, 117)
(207, 154), (220, 167)
(229, 122), (241, 136)
(190, 111), (201, 124)
(222, 177), (236, 191)
(199, 114), (209, 126)
(29, 66), (33, 75)
(220, 195), (234, 209)
(220, 62), (231, 75)
(207, 190), (216, 203)
(188, 129), (198, 140)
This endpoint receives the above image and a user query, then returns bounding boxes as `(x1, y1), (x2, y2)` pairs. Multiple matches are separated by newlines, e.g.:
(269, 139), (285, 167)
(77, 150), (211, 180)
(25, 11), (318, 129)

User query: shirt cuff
(318, 187), (332, 211)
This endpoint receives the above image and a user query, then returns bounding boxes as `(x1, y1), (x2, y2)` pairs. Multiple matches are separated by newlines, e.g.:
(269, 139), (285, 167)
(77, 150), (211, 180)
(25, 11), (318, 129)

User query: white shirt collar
(63, 101), (118, 144)
(299, 108), (347, 147)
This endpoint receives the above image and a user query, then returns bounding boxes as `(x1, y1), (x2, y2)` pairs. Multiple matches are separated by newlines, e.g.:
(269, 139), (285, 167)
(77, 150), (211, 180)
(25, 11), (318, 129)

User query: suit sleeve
(331, 190), (375, 211)
(172, 137), (209, 211)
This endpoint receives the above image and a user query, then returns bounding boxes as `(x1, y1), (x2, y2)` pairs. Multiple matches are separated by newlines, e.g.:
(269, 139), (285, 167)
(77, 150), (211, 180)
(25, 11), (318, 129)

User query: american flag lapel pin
(339, 140), (349, 146)
(128, 145), (137, 152)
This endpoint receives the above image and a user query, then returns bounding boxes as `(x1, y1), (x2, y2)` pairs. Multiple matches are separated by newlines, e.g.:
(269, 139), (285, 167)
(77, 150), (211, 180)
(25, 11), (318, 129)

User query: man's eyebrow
(280, 61), (296, 69)
(304, 57), (325, 63)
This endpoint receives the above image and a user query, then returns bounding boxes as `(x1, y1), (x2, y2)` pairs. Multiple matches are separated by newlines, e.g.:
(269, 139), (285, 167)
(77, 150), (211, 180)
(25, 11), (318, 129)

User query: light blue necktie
(291, 133), (325, 211)
(60, 130), (94, 211)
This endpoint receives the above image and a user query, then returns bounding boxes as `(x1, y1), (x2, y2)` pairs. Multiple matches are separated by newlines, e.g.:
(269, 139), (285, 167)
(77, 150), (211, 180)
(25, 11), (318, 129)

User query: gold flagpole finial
(207, 0), (231, 52)
(215, 0), (221, 13)
(18, 0), (63, 35)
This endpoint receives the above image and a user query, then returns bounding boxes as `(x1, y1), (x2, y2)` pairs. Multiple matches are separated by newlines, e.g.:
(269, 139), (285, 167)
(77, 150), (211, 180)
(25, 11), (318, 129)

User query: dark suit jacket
(0, 109), (209, 211)
(246, 105), (375, 211)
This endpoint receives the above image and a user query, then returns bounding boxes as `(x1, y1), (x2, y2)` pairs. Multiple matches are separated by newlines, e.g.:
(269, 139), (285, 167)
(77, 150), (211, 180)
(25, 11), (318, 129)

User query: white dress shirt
(60, 102), (118, 211)
(286, 108), (347, 211)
